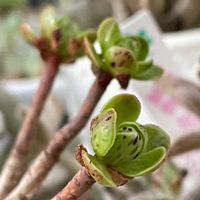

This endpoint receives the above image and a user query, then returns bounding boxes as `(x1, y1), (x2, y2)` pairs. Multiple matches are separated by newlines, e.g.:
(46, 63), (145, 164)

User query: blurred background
(0, 0), (200, 200)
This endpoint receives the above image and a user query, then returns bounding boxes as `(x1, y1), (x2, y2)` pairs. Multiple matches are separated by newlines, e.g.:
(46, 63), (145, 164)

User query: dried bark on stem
(0, 56), (60, 199)
(5, 73), (112, 200)
(51, 168), (95, 200)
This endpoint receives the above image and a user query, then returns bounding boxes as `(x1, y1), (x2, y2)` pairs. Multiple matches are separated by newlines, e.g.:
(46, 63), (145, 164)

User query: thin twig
(0, 56), (60, 199)
(158, 76), (200, 157)
(5, 73), (112, 200)
(158, 75), (200, 118)
(51, 168), (95, 200)
(168, 131), (200, 157)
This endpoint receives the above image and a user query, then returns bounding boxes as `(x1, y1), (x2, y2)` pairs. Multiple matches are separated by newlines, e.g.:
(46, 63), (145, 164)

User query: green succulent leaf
(103, 122), (147, 166)
(55, 16), (83, 59)
(40, 6), (57, 39)
(104, 46), (137, 76)
(84, 37), (104, 69)
(135, 60), (153, 74)
(56, 16), (81, 38)
(101, 94), (141, 126)
(118, 36), (149, 61)
(115, 146), (166, 177)
(126, 122), (148, 152)
(97, 18), (121, 52)
(81, 148), (116, 187)
(78, 30), (97, 42)
(132, 65), (163, 80)
(144, 124), (170, 151)
(91, 109), (117, 157)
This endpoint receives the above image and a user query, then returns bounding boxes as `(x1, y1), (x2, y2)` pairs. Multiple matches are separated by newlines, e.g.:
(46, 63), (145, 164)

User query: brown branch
(0, 56), (60, 199)
(168, 131), (200, 157)
(51, 168), (95, 200)
(5, 73), (112, 200)
(158, 76), (200, 157)
(158, 75), (200, 118)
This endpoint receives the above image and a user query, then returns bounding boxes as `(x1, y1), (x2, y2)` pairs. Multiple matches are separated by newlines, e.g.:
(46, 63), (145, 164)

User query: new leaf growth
(84, 18), (163, 88)
(77, 94), (170, 187)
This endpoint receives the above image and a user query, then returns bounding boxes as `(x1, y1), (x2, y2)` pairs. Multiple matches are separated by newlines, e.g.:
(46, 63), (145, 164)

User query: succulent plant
(77, 94), (170, 187)
(21, 6), (96, 62)
(84, 18), (163, 88)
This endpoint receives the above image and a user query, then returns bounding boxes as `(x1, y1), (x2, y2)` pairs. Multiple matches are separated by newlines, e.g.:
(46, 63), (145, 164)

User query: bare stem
(168, 131), (200, 157)
(158, 75), (200, 118)
(5, 73), (112, 200)
(0, 56), (60, 199)
(51, 168), (95, 200)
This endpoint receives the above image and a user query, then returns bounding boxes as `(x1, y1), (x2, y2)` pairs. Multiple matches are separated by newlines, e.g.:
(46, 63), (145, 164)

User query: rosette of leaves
(77, 94), (170, 187)
(84, 18), (163, 88)
(21, 6), (96, 62)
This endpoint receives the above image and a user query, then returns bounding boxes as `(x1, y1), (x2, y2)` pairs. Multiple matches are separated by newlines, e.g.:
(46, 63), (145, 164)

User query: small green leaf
(56, 16), (81, 39)
(118, 36), (149, 61)
(97, 18), (121, 52)
(101, 94), (141, 126)
(115, 147), (166, 177)
(84, 37), (104, 69)
(81, 149), (116, 187)
(40, 6), (57, 39)
(126, 122), (148, 153)
(104, 46), (137, 76)
(91, 109), (117, 157)
(103, 122), (147, 166)
(132, 36), (149, 61)
(21, 23), (37, 45)
(135, 60), (153, 75)
(144, 124), (170, 151)
(132, 65), (163, 80)
(78, 30), (97, 42)
(56, 16), (83, 59)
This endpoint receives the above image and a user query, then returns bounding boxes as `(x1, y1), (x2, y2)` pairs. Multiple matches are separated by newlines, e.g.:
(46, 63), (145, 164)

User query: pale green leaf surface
(115, 147), (166, 177)
(133, 65), (163, 80)
(84, 37), (104, 69)
(97, 18), (121, 51)
(40, 6), (57, 38)
(91, 109), (117, 157)
(144, 124), (170, 151)
(101, 94), (141, 127)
